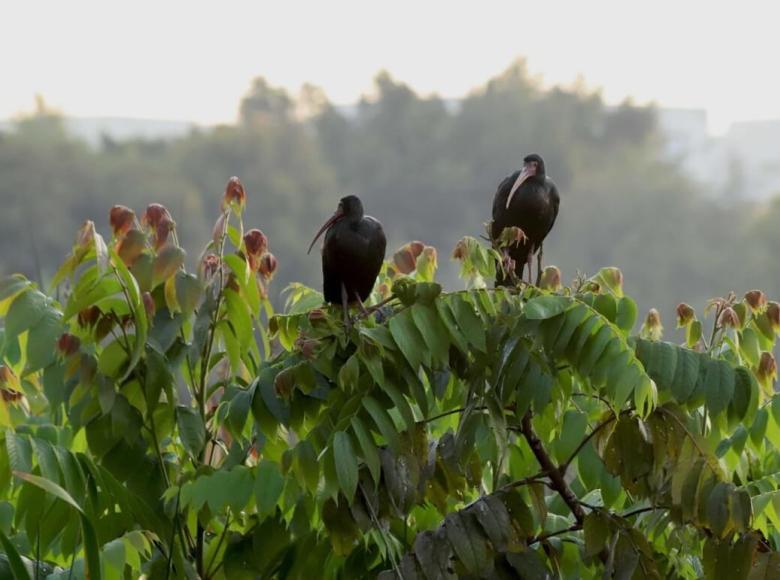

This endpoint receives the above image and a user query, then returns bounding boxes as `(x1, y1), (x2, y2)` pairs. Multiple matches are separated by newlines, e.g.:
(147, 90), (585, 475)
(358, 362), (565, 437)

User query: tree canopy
(0, 180), (779, 578)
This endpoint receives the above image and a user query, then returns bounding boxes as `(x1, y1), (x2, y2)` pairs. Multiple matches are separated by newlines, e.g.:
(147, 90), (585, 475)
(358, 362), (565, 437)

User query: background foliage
(1, 180), (780, 578)
(2, 61), (779, 319)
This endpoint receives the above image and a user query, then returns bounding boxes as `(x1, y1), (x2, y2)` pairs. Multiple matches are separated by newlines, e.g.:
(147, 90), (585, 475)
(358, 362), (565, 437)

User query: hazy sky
(3, 0), (779, 134)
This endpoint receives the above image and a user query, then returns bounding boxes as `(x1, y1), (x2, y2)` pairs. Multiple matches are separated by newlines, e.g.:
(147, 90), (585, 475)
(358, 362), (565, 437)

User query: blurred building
(657, 109), (780, 200)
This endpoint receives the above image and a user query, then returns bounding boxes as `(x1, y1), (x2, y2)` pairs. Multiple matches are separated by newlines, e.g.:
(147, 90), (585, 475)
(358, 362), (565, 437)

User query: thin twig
(559, 413), (618, 475)
(497, 472), (546, 492)
(423, 406), (486, 424)
(354, 294), (399, 321)
(528, 524), (581, 545)
(360, 482), (403, 579)
(164, 491), (181, 580)
(620, 505), (669, 519)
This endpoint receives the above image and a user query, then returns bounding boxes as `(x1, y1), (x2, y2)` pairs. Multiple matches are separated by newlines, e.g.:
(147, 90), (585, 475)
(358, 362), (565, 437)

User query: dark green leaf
(5, 289), (48, 341)
(389, 309), (426, 370)
(704, 359), (735, 417)
(444, 511), (490, 575)
(176, 406), (206, 459)
(351, 417), (381, 485)
(584, 511), (611, 559)
(362, 397), (401, 453)
(333, 431), (359, 502)
(255, 460), (284, 517)
(0, 529), (32, 580)
(411, 304), (450, 364)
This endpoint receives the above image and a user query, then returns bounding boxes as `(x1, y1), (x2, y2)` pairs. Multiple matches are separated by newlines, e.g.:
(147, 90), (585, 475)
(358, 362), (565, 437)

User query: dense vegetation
(1, 179), (780, 578)
(3, 61), (780, 318)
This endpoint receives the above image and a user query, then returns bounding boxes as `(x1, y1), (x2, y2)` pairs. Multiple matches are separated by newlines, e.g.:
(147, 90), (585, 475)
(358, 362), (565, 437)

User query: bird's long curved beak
(307, 208), (344, 254)
(506, 166), (535, 209)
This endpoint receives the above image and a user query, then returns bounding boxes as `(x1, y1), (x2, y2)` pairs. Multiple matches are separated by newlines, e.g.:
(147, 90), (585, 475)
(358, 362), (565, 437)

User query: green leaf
(362, 396), (401, 453)
(706, 482), (733, 538)
(111, 249), (148, 382)
(554, 410), (588, 464)
(97, 339), (129, 378)
(411, 304), (450, 365)
(337, 354), (360, 392)
(523, 295), (570, 320)
(411, 531), (453, 580)
(388, 308), (426, 370)
(615, 296), (638, 333)
(13, 471), (102, 580)
(740, 328), (761, 366)
(0, 529), (32, 580)
(379, 380), (416, 431)
(175, 272), (202, 315)
(350, 417), (381, 485)
(25, 308), (64, 372)
(687, 320), (703, 348)
(636, 339), (678, 391)
(579, 324), (614, 377)
(584, 511), (611, 559)
(255, 460), (284, 517)
(0, 275), (31, 306)
(295, 440), (319, 493)
(450, 294), (486, 352)
(333, 431), (359, 502)
(444, 511), (490, 575)
(152, 245), (185, 287)
(5, 289), (48, 341)
(470, 495), (520, 553)
(704, 359), (736, 417)
(176, 406), (206, 459)
(14, 470), (83, 513)
(593, 293), (617, 322)
(732, 368), (759, 425)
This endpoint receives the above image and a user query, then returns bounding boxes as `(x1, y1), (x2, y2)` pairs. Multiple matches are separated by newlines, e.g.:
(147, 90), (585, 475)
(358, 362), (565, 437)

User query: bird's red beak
(506, 165), (535, 209)
(307, 208), (344, 254)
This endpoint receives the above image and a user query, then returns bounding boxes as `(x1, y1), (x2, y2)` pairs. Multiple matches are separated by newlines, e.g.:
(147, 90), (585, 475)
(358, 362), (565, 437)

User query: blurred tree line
(1, 60), (776, 317)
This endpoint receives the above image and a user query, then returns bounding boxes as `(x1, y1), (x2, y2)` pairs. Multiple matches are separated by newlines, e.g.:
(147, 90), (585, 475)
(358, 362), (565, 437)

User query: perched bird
(308, 195), (387, 324)
(491, 153), (560, 286)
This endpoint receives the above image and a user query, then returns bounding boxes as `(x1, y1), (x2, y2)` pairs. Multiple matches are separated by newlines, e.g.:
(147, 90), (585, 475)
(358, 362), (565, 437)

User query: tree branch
(520, 412), (586, 524)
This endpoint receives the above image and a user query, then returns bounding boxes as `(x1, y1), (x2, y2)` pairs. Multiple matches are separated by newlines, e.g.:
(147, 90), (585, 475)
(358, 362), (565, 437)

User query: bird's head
(307, 195), (364, 254)
(506, 154), (546, 209)
(339, 195), (364, 220)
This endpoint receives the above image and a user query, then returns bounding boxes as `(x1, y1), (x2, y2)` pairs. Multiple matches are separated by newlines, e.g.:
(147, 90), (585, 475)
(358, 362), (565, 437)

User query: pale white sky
(2, 0), (779, 135)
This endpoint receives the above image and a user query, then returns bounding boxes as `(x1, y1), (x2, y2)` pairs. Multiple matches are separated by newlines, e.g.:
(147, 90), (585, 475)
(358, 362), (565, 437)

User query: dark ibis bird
(491, 153), (560, 286)
(308, 195), (387, 324)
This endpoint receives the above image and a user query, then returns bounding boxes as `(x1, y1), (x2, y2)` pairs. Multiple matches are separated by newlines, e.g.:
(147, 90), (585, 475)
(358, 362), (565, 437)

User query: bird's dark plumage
(491, 154), (560, 286)
(310, 195), (387, 308)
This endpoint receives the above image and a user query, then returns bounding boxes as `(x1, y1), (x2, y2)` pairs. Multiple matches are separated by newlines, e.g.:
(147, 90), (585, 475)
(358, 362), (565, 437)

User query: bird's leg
(341, 282), (351, 331)
(535, 244), (544, 286)
(526, 250), (534, 285)
(354, 293), (370, 317)
(357, 294), (397, 320)
(501, 248), (520, 286)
